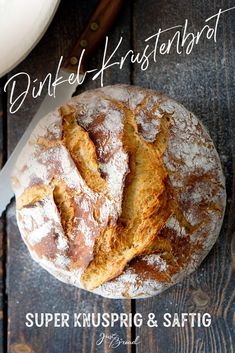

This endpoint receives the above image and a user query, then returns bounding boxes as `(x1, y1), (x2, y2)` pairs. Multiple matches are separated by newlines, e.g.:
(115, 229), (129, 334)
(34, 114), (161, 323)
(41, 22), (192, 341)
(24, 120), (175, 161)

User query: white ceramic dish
(0, 0), (60, 77)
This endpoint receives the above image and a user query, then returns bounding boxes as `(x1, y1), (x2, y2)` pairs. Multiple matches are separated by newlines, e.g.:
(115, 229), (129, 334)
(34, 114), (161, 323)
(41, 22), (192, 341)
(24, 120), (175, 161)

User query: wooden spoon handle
(62, 0), (124, 73)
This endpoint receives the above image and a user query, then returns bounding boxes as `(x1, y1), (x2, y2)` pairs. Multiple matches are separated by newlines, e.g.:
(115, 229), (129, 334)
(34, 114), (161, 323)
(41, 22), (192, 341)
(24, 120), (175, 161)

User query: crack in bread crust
(16, 184), (51, 210)
(16, 178), (76, 239)
(51, 178), (75, 239)
(80, 98), (193, 290)
(60, 105), (107, 194)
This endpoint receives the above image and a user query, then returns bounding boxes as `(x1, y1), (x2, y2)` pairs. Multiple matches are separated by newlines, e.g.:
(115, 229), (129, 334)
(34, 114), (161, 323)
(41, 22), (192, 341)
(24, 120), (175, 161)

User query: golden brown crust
(12, 84), (226, 298)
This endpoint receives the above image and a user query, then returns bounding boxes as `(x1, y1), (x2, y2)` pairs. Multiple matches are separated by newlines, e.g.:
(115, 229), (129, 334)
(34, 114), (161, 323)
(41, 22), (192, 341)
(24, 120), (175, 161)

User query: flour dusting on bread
(12, 84), (226, 298)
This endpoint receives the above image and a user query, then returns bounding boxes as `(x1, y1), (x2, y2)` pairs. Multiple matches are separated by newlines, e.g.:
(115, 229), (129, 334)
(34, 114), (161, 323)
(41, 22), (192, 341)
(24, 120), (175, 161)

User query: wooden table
(0, 1), (234, 352)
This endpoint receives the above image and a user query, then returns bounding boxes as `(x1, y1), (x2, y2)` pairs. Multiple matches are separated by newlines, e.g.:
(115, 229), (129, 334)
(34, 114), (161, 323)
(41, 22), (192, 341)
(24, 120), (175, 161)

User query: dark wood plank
(0, 78), (7, 353)
(6, 1), (132, 353)
(132, 0), (235, 352)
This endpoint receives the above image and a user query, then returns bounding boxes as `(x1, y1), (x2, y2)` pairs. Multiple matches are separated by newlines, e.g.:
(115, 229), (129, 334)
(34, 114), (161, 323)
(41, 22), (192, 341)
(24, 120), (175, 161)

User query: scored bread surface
(11, 85), (226, 298)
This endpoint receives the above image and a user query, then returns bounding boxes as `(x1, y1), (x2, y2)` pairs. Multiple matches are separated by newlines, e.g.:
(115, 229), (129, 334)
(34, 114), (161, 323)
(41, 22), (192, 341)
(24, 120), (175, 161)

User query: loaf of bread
(11, 85), (226, 298)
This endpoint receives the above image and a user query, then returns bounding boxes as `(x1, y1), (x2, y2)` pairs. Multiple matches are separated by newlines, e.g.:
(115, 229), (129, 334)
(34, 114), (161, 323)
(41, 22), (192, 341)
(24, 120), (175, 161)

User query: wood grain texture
(0, 78), (7, 353)
(5, 1), (132, 353)
(132, 0), (235, 352)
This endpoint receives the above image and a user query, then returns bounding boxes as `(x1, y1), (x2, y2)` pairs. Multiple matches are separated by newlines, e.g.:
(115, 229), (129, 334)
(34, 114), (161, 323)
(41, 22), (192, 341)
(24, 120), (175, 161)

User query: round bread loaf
(11, 84), (226, 298)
